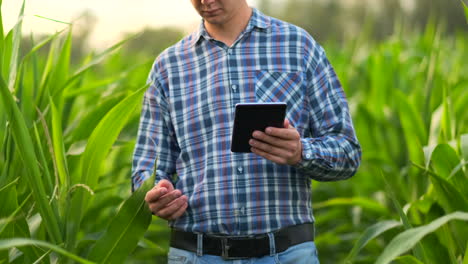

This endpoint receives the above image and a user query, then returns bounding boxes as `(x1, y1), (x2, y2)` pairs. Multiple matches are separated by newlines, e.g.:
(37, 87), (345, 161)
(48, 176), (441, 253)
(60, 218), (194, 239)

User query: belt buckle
(221, 237), (232, 260)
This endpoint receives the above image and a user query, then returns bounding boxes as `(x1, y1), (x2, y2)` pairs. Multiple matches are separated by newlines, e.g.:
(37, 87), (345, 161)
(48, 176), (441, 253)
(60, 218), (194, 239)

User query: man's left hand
(249, 119), (302, 165)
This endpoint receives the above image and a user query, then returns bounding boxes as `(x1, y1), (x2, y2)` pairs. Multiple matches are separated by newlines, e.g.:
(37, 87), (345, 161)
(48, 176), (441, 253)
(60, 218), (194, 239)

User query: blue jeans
(167, 241), (320, 264)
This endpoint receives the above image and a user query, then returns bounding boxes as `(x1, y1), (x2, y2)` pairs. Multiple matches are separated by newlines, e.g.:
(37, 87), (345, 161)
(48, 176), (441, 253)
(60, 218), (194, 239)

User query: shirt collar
(188, 8), (271, 47)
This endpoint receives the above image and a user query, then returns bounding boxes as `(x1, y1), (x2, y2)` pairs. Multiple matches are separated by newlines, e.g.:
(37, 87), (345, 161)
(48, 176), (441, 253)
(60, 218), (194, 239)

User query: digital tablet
(231, 102), (287, 153)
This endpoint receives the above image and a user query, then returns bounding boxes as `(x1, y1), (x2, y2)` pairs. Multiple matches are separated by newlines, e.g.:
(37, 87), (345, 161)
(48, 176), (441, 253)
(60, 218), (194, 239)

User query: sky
(2, 0), (260, 49)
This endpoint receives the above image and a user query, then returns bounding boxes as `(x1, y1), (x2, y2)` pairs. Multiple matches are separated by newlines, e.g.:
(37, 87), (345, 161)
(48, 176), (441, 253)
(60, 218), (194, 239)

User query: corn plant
(0, 1), (157, 263)
(312, 11), (468, 264)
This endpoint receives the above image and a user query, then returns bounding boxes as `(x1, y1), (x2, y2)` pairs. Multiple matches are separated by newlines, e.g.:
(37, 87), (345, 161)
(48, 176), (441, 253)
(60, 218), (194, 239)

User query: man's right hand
(144, 179), (188, 220)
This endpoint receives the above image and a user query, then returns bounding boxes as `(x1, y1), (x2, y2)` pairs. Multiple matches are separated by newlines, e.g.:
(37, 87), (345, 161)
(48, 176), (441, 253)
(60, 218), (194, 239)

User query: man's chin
(203, 16), (226, 25)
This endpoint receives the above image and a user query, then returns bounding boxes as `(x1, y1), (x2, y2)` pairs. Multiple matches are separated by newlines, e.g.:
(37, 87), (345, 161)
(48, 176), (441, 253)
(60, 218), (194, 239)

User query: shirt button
(231, 84), (237, 91)
(305, 153), (312, 159)
(237, 166), (243, 173)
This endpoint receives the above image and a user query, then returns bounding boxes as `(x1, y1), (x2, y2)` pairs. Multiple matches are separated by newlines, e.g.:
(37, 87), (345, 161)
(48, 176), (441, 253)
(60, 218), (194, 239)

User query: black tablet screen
(231, 103), (287, 153)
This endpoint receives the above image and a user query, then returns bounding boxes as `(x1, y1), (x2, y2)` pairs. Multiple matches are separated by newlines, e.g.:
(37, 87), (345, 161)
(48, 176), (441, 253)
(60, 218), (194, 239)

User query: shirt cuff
(294, 138), (332, 171)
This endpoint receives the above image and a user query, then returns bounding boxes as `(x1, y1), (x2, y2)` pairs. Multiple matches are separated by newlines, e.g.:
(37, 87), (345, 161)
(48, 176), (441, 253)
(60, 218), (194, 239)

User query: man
(132, 0), (361, 263)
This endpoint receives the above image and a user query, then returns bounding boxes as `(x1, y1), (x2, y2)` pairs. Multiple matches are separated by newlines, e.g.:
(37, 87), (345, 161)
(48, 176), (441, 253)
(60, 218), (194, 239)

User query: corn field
(0, 1), (467, 263)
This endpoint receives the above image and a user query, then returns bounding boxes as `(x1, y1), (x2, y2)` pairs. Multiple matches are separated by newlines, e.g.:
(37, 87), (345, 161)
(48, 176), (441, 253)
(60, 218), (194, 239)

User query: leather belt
(170, 223), (314, 260)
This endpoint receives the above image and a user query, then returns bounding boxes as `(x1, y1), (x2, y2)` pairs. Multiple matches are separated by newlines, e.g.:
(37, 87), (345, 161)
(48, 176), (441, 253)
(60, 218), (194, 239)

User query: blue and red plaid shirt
(132, 8), (361, 235)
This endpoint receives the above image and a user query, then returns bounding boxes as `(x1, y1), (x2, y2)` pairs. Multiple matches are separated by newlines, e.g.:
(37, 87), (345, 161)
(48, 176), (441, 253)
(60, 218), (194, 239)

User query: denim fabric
(167, 241), (319, 264)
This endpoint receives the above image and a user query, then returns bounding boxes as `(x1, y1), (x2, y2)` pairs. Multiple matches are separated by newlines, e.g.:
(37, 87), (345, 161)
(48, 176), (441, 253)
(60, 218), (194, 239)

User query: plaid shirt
(132, 8), (361, 235)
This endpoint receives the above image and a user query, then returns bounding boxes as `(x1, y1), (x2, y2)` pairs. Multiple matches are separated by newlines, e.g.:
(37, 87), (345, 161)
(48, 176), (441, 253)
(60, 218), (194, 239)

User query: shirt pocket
(255, 70), (307, 130)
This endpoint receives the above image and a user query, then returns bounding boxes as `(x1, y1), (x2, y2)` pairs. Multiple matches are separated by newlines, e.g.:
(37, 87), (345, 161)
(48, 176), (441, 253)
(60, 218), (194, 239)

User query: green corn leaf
(0, 193), (30, 236)
(0, 177), (18, 193)
(395, 90), (426, 164)
(367, 52), (387, 120)
(1, 27), (12, 83)
(34, 15), (71, 25)
(440, 86), (455, 142)
(0, 238), (94, 264)
(66, 85), (146, 249)
(463, 242), (468, 264)
(31, 249), (52, 264)
(20, 28), (66, 63)
(313, 197), (390, 216)
(64, 76), (125, 98)
(375, 212), (468, 264)
(7, 0), (24, 91)
(81, 85), (146, 190)
(64, 61), (148, 98)
(1, 163), (41, 263)
(454, 86), (468, 130)
(49, 28), (72, 97)
(345, 220), (402, 262)
(381, 171), (411, 229)
(62, 33), (140, 91)
(0, 128), (12, 187)
(0, 0), (4, 41)
(50, 98), (69, 191)
(138, 236), (167, 254)
(430, 144), (468, 196)
(429, 171), (468, 212)
(0, 179), (17, 252)
(65, 95), (123, 143)
(36, 36), (59, 108)
(14, 38), (33, 123)
(82, 195), (124, 223)
(33, 124), (54, 197)
(461, 134), (468, 162)
(394, 255), (425, 264)
(381, 171), (427, 261)
(32, 28), (67, 108)
(0, 0), (4, 76)
(462, 0), (468, 24)
(427, 105), (442, 152)
(87, 169), (154, 263)
(39, 36), (59, 88)
(13, 207), (45, 262)
(0, 75), (62, 244)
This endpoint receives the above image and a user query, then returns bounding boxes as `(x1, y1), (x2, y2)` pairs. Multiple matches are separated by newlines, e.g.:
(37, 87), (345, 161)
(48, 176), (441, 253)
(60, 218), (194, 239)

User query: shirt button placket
(236, 166), (245, 219)
(226, 48), (239, 107)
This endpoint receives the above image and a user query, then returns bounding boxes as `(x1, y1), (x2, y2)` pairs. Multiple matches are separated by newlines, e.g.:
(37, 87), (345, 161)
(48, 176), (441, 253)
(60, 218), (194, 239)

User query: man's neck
(204, 6), (252, 47)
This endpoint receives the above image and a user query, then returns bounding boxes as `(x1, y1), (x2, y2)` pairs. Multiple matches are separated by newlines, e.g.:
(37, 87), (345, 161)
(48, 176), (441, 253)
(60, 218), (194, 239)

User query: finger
(168, 201), (189, 220)
(250, 137), (302, 165)
(156, 179), (174, 192)
(157, 196), (188, 219)
(251, 147), (287, 165)
(251, 131), (280, 148)
(150, 190), (182, 212)
(253, 127), (299, 142)
(145, 187), (168, 203)
(264, 126), (300, 140)
(146, 179), (175, 203)
(251, 131), (294, 149)
(249, 138), (291, 157)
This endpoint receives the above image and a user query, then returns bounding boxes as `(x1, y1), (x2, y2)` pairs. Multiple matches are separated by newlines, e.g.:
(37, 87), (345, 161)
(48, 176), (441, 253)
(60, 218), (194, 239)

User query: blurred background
(3, 0), (467, 58)
(1, 0), (467, 264)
